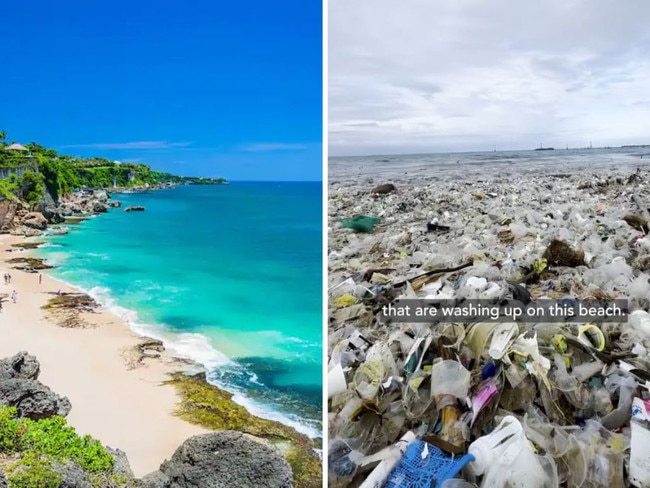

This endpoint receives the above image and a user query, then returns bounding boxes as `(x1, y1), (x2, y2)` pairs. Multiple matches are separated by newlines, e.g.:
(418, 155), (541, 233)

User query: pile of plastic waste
(328, 168), (650, 487)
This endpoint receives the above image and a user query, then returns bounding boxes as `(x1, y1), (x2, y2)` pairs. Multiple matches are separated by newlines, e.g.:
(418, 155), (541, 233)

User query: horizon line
(329, 143), (648, 159)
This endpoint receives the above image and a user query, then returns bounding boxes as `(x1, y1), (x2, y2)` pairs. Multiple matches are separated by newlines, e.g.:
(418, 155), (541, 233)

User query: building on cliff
(0, 143), (37, 178)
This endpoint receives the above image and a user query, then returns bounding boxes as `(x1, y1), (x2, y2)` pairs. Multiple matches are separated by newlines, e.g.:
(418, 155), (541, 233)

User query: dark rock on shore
(42, 293), (99, 328)
(125, 206), (145, 212)
(107, 447), (135, 480)
(146, 432), (293, 488)
(42, 206), (66, 224)
(6, 256), (53, 270)
(164, 372), (321, 488)
(370, 183), (396, 195)
(93, 202), (109, 213)
(10, 242), (45, 250)
(140, 471), (171, 487)
(108, 200), (122, 208)
(0, 378), (72, 419)
(51, 460), (93, 488)
(0, 351), (40, 380)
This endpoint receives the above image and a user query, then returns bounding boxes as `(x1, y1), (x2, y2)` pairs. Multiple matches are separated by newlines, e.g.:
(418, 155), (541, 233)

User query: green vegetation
(6, 453), (62, 488)
(0, 406), (122, 487)
(0, 178), (19, 202)
(165, 372), (322, 488)
(0, 132), (226, 205)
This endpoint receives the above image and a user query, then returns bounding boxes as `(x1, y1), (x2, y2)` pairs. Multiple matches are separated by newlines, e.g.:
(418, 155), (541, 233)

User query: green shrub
(0, 406), (25, 452)
(21, 416), (114, 473)
(19, 170), (45, 206)
(6, 453), (61, 488)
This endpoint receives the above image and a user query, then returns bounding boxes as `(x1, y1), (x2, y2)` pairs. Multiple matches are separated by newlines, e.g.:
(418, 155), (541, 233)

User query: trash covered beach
(327, 151), (650, 488)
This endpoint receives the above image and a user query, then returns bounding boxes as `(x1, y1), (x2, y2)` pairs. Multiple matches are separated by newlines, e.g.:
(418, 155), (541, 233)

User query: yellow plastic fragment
(335, 293), (357, 308)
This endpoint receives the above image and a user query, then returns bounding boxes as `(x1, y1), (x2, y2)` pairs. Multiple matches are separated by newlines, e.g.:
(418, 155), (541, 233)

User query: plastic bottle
(467, 416), (556, 488)
(358, 431), (416, 488)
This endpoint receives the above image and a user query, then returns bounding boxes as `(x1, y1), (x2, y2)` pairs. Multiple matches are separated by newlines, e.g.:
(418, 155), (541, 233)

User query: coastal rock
(53, 461), (93, 488)
(94, 190), (109, 203)
(42, 206), (66, 224)
(0, 201), (19, 233)
(122, 338), (166, 370)
(10, 226), (43, 237)
(6, 256), (53, 270)
(108, 200), (122, 208)
(0, 378), (72, 419)
(139, 471), (171, 488)
(158, 431), (293, 488)
(93, 202), (109, 213)
(125, 206), (145, 212)
(0, 351), (40, 380)
(21, 212), (48, 230)
(0, 472), (6, 488)
(57, 204), (75, 216)
(370, 183), (396, 195)
(24, 228), (43, 237)
(107, 446), (135, 480)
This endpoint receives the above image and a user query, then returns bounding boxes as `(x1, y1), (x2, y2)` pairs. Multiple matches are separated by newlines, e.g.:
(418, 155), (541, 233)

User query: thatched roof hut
(5, 143), (28, 151)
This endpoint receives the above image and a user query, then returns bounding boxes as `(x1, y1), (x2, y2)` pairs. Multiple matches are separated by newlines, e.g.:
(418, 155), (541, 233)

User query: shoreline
(36, 229), (322, 441)
(0, 234), (208, 477)
(37, 186), (323, 441)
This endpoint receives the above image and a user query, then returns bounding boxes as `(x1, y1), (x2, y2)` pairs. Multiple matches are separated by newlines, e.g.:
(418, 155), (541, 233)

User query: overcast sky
(329, 0), (650, 156)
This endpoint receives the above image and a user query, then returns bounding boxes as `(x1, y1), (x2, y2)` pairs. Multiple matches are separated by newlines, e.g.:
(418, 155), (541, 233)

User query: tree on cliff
(20, 171), (46, 206)
(0, 130), (6, 145)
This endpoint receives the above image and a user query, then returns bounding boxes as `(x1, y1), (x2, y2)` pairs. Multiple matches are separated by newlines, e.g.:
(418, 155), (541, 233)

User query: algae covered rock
(6, 256), (53, 270)
(165, 372), (322, 488)
(370, 183), (396, 195)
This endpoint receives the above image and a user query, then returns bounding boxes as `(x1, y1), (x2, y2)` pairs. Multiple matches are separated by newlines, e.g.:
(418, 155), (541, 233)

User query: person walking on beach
(11, 291), (17, 304)
(3, 273), (7, 285)
(7, 274), (11, 284)
(39, 274), (42, 285)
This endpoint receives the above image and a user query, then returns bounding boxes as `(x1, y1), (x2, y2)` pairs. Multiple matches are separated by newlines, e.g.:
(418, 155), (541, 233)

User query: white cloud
(240, 143), (311, 152)
(61, 141), (192, 150)
(329, 0), (650, 155)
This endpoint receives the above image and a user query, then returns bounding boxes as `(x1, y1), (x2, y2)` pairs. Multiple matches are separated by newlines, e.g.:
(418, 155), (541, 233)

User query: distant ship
(535, 143), (554, 151)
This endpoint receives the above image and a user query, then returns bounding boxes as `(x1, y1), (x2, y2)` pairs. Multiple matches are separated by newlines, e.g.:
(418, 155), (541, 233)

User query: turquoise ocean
(37, 182), (322, 438)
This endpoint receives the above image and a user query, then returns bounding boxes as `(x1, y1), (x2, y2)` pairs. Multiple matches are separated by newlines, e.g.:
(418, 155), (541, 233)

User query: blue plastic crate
(385, 440), (475, 488)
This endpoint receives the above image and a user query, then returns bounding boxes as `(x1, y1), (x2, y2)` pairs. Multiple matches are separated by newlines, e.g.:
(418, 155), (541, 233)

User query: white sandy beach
(0, 235), (207, 477)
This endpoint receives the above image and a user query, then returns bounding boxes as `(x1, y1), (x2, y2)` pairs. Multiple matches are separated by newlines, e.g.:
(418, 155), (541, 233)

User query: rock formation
(0, 352), (299, 487)
(141, 432), (293, 488)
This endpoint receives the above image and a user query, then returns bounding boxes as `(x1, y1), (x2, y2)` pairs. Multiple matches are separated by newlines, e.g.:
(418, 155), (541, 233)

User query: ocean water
(37, 182), (322, 438)
(330, 147), (650, 181)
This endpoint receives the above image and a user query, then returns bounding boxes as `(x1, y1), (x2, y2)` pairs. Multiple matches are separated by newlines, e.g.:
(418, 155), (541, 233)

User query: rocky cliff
(0, 352), (294, 488)
(0, 189), (123, 237)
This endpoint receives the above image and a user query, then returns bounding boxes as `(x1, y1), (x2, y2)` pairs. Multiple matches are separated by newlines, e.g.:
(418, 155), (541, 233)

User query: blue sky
(1, 1), (322, 181)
